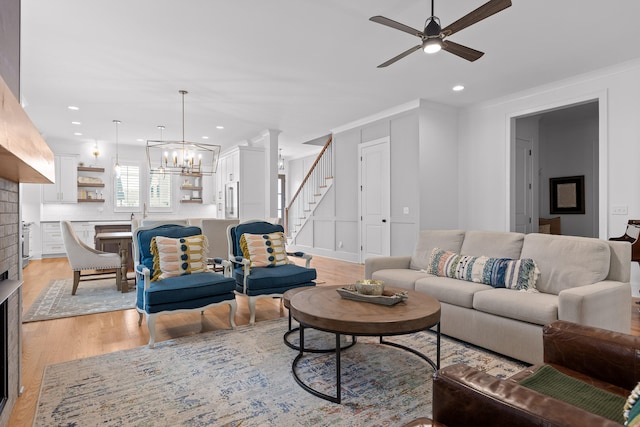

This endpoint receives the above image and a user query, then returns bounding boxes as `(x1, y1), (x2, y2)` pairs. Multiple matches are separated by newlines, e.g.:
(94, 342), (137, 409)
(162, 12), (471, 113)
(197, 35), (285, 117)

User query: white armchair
(60, 221), (123, 295)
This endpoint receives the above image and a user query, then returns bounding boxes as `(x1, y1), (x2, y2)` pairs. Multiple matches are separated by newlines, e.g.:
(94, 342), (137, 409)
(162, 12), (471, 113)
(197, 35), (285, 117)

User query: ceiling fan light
(423, 38), (442, 54)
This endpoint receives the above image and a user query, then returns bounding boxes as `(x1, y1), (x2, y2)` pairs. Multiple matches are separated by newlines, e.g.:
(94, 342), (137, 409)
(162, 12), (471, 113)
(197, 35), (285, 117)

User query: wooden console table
(94, 224), (133, 272)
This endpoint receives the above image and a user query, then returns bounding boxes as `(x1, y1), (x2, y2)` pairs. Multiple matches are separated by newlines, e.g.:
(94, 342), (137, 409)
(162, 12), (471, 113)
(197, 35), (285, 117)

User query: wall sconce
(91, 142), (100, 166)
(278, 149), (285, 170)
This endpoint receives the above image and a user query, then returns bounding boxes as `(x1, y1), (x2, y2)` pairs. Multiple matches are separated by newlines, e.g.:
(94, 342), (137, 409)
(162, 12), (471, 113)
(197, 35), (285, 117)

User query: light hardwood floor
(9, 257), (640, 426)
(10, 256), (364, 426)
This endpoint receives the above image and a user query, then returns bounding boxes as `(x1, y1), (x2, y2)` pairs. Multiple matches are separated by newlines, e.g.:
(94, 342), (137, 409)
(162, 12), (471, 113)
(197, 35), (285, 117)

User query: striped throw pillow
(240, 232), (289, 267)
(151, 234), (208, 281)
(427, 248), (539, 291)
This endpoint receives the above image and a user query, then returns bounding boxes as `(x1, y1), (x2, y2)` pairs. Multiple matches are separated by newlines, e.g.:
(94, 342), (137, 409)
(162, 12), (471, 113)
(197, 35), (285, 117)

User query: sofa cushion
(151, 234), (208, 281)
(137, 271), (235, 311)
(460, 230), (525, 259)
(426, 248), (539, 291)
(234, 264), (317, 295)
(521, 233), (611, 295)
(473, 288), (558, 325)
(371, 269), (430, 291)
(410, 230), (465, 271)
(240, 231), (289, 267)
(415, 276), (492, 308)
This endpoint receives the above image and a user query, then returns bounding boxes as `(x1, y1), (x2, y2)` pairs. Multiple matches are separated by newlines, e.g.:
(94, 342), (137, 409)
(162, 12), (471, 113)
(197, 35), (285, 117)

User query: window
(114, 162), (140, 211)
(148, 170), (172, 211)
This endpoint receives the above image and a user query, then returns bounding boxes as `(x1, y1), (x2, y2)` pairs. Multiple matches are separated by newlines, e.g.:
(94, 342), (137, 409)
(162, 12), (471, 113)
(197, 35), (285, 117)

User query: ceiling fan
(370, 0), (512, 68)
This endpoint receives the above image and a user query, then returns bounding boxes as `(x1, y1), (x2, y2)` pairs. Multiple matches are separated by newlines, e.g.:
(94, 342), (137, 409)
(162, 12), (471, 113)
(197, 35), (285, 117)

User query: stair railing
(285, 135), (333, 238)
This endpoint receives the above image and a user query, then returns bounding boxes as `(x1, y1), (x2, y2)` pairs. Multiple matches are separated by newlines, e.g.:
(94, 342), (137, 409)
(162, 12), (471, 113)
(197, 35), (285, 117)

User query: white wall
(288, 100), (458, 262)
(458, 58), (640, 239)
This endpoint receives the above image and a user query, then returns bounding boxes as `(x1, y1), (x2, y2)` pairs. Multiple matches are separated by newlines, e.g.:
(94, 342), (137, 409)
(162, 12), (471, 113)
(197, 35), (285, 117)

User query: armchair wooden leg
(146, 314), (157, 348)
(71, 271), (81, 295)
(248, 296), (257, 326)
(228, 299), (238, 329)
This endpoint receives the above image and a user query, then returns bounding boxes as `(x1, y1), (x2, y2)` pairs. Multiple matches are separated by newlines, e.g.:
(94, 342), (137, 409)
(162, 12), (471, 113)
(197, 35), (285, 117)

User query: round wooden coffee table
(282, 286), (356, 353)
(289, 285), (441, 403)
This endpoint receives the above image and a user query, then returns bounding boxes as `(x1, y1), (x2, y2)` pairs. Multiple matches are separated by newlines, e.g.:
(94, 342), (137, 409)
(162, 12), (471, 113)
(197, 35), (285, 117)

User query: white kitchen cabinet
(216, 146), (265, 220)
(42, 155), (78, 203)
(72, 222), (95, 247)
(40, 221), (94, 256)
(41, 222), (65, 256)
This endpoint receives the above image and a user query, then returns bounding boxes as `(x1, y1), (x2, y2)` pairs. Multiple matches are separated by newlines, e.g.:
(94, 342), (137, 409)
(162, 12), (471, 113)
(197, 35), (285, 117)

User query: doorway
(511, 100), (602, 238)
(358, 137), (390, 263)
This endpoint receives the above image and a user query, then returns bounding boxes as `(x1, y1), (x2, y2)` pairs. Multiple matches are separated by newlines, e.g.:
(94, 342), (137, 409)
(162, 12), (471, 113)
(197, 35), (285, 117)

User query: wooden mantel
(0, 74), (54, 183)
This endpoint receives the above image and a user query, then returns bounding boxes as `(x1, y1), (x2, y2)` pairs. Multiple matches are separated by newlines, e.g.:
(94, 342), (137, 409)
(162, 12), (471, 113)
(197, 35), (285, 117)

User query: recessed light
(202, 136), (209, 140)
(136, 139), (144, 142)
(452, 85), (465, 92)
(216, 126), (224, 130)
(68, 105), (79, 110)
(71, 121), (81, 125)
(74, 132), (83, 136)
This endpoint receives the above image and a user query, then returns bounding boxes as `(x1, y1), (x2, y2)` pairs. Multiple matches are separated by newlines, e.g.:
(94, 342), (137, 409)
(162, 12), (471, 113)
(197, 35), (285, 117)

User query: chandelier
(146, 90), (221, 176)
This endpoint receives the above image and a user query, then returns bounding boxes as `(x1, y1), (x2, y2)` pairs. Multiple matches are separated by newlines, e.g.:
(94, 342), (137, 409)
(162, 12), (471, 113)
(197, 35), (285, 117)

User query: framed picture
(550, 175), (585, 214)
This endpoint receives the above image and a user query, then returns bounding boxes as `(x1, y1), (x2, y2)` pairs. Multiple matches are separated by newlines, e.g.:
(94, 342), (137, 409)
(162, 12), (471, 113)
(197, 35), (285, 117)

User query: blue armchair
(133, 222), (237, 347)
(227, 220), (317, 325)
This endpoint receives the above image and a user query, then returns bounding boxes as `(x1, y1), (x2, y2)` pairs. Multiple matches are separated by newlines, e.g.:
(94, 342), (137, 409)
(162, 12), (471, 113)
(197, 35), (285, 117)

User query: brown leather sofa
(432, 320), (639, 426)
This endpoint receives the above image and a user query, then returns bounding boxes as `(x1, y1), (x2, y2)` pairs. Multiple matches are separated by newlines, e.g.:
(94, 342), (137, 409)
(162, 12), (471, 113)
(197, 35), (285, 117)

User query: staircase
(285, 135), (333, 243)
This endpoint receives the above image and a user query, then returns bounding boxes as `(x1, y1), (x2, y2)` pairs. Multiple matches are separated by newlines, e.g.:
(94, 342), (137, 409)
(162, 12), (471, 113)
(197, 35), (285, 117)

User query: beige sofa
(365, 230), (632, 364)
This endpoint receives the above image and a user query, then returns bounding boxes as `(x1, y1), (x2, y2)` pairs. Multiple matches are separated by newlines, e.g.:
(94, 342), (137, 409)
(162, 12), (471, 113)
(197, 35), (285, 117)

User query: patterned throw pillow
(240, 232), (289, 267)
(427, 248), (539, 291)
(150, 234), (208, 281)
(625, 382), (640, 426)
(426, 248), (460, 278)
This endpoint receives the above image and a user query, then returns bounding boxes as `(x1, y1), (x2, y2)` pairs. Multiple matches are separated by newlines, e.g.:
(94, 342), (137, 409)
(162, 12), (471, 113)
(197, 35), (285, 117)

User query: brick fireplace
(0, 176), (22, 427)
(1, 0), (56, 422)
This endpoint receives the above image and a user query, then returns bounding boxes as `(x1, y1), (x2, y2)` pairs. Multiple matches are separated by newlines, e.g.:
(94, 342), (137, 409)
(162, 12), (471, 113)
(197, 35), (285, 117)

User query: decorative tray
(336, 286), (408, 306)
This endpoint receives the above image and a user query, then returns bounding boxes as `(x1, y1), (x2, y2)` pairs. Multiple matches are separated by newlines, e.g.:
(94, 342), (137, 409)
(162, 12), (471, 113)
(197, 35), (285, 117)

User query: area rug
(23, 275), (136, 322)
(34, 318), (527, 426)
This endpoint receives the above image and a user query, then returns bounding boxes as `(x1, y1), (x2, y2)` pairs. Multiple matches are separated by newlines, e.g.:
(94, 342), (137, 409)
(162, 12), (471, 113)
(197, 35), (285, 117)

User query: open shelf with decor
(77, 165), (105, 202)
(77, 166), (105, 173)
(180, 172), (203, 203)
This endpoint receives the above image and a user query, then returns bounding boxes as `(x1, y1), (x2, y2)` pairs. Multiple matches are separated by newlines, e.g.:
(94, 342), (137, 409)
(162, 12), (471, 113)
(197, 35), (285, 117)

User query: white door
(359, 138), (390, 263)
(514, 137), (533, 233)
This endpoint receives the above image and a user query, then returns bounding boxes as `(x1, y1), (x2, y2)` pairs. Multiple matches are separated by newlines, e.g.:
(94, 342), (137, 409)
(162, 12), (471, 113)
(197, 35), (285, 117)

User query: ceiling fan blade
(442, 40), (484, 62)
(370, 16), (424, 38)
(441, 0), (512, 37)
(377, 45), (422, 68)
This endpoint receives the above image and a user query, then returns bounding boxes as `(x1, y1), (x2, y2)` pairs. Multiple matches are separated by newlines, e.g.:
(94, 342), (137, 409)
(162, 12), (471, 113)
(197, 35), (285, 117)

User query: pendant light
(113, 119), (121, 178)
(156, 125), (166, 175)
(146, 90), (221, 175)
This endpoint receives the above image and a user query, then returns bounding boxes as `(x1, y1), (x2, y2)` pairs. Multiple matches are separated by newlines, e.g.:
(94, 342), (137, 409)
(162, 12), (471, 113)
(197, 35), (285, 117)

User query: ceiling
(19, 1), (640, 160)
